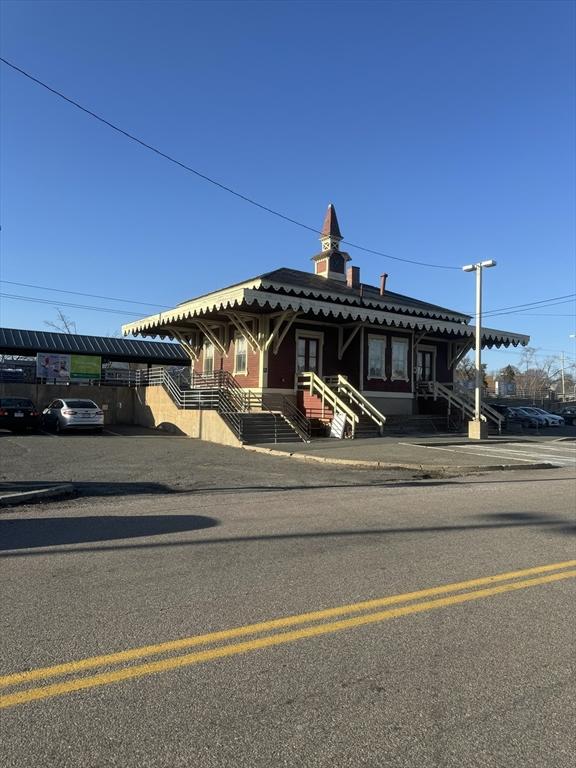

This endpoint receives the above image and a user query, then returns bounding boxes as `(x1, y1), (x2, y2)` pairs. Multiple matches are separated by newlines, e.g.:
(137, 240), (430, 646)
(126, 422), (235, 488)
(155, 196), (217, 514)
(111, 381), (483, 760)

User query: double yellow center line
(2, 559), (575, 709)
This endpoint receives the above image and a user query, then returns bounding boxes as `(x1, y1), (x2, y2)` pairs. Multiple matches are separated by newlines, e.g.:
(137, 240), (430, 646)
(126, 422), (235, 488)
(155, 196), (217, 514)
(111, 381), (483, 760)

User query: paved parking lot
(411, 439), (576, 468)
(0, 427), (419, 499)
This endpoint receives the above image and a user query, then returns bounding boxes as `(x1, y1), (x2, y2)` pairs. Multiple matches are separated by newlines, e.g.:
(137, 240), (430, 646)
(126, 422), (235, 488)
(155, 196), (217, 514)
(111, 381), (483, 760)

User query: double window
(368, 335), (410, 380)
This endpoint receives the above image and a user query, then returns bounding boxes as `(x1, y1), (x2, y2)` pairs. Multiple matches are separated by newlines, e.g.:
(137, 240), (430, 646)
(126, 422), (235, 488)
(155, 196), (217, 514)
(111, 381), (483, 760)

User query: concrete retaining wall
(0, 382), (134, 424)
(133, 386), (240, 447)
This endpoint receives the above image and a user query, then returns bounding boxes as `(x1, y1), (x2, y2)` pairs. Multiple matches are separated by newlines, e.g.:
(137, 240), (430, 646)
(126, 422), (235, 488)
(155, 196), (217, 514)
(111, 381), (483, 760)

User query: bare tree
(45, 309), (77, 334)
(455, 355), (488, 386)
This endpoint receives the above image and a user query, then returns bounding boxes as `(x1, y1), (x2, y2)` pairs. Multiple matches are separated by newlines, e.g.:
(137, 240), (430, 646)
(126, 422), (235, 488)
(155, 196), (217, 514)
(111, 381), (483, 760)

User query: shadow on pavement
(2, 513), (573, 557)
(0, 481), (179, 498)
(0, 514), (218, 551)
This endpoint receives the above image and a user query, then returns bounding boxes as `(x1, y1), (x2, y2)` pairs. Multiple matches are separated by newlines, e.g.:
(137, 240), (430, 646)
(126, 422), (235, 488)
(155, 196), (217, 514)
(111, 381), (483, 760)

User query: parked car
(0, 397), (41, 432)
(42, 398), (104, 433)
(509, 407), (549, 428)
(489, 404), (517, 427)
(556, 407), (576, 425)
(504, 407), (542, 428)
(521, 407), (565, 427)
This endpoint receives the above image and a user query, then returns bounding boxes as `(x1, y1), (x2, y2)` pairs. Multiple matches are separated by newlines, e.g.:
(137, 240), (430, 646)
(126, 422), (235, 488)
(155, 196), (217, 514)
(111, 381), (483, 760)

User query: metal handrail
(134, 367), (301, 443)
(281, 396), (311, 441)
(418, 380), (504, 432)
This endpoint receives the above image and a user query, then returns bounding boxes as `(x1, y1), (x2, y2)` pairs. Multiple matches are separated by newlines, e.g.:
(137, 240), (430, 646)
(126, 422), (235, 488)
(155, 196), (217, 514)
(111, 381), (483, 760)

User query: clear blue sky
(1, 0), (574, 372)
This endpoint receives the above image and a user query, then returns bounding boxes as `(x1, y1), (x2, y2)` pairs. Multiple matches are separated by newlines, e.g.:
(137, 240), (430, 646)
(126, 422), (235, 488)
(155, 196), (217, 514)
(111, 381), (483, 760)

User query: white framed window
(367, 336), (386, 380)
(391, 338), (409, 381)
(203, 341), (214, 375)
(234, 336), (247, 374)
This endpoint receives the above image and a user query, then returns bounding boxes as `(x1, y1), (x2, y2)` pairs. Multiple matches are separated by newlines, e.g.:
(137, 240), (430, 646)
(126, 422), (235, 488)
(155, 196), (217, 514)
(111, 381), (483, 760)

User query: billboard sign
(36, 353), (102, 381)
(36, 353), (71, 381)
(71, 355), (101, 380)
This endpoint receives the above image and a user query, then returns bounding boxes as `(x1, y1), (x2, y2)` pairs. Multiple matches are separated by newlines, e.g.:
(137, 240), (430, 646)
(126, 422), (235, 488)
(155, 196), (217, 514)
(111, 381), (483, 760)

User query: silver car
(512, 407), (548, 428)
(43, 398), (104, 433)
(522, 407), (565, 426)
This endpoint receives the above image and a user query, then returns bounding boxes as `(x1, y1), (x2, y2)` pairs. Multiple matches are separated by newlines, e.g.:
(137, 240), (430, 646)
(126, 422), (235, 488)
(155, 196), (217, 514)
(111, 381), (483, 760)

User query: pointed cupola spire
(320, 203), (343, 251)
(312, 203), (351, 281)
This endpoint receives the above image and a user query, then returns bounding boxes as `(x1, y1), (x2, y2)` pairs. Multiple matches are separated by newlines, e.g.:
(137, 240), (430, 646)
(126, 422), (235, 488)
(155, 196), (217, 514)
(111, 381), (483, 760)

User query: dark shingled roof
(0, 327), (188, 364)
(258, 268), (471, 321)
(178, 267), (471, 321)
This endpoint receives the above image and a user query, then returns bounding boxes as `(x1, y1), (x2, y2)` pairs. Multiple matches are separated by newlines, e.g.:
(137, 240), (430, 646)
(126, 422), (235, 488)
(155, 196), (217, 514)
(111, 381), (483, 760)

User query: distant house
(123, 205), (528, 428)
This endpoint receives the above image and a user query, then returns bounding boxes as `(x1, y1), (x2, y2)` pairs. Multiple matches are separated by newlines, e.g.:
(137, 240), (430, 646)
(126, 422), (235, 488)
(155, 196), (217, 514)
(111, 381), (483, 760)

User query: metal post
(462, 259), (496, 440)
(474, 264), (482, 422)
(561, 351), (565, 401)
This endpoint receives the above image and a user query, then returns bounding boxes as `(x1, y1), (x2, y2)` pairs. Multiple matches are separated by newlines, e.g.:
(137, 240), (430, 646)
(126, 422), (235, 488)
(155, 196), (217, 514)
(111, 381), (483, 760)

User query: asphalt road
(1, 465), (575, 767)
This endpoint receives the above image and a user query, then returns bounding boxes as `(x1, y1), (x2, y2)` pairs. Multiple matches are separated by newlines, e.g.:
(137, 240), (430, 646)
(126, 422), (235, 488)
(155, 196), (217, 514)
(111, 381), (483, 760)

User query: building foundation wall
(363, 394), (415, 416)
(133, 385), (240, 447)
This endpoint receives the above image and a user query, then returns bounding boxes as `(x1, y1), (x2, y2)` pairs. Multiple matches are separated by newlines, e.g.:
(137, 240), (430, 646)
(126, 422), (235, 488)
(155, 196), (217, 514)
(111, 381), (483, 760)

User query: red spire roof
(321, 203), (342, 240)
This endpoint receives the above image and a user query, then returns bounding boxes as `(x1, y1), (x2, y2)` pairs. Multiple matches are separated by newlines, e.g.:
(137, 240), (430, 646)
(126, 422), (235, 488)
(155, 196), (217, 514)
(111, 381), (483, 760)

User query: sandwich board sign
(330, 410), (347, 439)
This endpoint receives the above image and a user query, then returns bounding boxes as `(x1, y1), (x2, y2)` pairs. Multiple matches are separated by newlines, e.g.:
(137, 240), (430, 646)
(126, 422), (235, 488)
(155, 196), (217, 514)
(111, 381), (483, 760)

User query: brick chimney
(346, 266), (360, 289)
(380, 273), (388, 296)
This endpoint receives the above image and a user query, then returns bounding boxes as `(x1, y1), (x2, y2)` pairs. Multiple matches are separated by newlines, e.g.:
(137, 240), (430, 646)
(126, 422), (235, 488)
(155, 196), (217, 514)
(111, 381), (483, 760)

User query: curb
(0, 483), (75, 509)
(242, 445), (556, 474)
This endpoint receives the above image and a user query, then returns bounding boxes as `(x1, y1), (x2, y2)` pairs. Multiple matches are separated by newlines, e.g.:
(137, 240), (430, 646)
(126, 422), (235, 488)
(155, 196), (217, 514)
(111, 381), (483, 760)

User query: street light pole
(462, 259), (497, 439)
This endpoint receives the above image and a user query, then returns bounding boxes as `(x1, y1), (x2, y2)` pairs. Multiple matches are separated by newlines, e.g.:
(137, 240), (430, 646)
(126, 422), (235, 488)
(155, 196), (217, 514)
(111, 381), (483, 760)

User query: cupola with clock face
(311, 203), (351, 282)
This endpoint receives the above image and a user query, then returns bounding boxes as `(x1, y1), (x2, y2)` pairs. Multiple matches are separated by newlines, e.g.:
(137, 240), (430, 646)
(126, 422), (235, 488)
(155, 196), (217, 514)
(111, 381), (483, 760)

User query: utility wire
(480, 293), (576, 318)
(481, 298), (575, 320)
(0, 56), (459, 271)
(0, 279), (170, 308)
(0, 292), (144, 317)
(1, 279), (574, 322)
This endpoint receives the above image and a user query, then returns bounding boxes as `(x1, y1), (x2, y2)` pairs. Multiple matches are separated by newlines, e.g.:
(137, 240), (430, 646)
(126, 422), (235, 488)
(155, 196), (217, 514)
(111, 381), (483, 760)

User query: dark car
(0, 397), (41, 432)
(556, 407), (576, 425)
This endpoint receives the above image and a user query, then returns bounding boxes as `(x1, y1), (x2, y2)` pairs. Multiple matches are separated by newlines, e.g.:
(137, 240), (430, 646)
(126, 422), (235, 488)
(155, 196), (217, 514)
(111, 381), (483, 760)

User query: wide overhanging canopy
(122, 285), (529, 350)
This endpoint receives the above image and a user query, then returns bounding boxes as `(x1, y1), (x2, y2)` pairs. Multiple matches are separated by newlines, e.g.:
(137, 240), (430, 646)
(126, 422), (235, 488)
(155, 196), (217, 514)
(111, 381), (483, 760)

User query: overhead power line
(0, 292), (143, 317)
(1, 280), (574, 323)
(0, 279), (170, 308)
(0, 56), (459, 271)
(481, 298), (575, 320)
(480, 293), (576, 318)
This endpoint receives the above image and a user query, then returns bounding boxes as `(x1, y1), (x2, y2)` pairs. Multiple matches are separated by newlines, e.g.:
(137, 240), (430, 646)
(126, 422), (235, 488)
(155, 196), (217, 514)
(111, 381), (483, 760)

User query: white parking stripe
(424, 446), (548, 464)
(420, 443), (576, 466)
(458, 444), (576, 466)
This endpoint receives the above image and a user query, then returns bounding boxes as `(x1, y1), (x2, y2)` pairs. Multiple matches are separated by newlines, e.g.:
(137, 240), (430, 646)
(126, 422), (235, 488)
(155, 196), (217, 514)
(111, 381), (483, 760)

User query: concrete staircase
(239, 412), (304, 444)
(354, 414), (383, 438)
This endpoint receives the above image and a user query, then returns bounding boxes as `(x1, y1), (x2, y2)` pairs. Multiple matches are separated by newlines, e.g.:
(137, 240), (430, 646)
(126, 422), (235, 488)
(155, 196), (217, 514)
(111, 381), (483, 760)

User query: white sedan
(43, 398), (105, 433)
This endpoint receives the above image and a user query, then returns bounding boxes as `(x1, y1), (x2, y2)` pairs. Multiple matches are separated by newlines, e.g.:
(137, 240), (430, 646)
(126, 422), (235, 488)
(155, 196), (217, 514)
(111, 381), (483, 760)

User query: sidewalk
(246, 432), (576, 472)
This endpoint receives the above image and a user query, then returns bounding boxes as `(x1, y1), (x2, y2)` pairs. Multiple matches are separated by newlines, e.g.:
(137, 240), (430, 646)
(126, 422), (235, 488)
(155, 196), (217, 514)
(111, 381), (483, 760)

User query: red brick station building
(123, 205), (528, 439)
